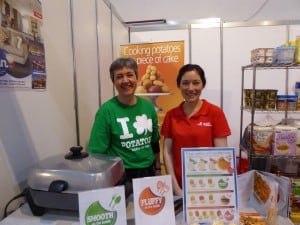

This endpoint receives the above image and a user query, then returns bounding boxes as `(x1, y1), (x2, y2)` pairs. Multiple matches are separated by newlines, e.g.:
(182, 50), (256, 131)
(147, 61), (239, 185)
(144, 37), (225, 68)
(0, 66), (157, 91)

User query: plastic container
(295, 36), (300, 63)
(273, 46), (296, 63)
(287, 95), (297, 111)
(276, 95), (287, 110)
(296, 82), (300, 110)
(290, 212), (300, 224)
(266, 203), (278, 225)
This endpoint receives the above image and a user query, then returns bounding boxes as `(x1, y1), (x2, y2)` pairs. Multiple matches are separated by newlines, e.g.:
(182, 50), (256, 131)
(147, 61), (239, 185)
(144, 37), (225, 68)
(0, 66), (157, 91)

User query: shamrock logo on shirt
(133, 114), (153, 135)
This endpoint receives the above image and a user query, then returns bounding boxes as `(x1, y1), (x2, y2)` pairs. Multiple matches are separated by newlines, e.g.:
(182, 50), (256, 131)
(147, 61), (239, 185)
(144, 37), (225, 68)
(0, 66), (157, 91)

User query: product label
(133, 175), (175, 225)
(78, 186), (126, 225)
(274, 130), (297, 156)
(85, 201), (117, 225)
(248, 126), (273, 155)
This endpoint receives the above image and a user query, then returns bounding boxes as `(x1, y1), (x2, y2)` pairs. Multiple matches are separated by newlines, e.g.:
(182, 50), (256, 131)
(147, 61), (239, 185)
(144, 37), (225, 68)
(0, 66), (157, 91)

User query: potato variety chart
(182, 147), (238, 225)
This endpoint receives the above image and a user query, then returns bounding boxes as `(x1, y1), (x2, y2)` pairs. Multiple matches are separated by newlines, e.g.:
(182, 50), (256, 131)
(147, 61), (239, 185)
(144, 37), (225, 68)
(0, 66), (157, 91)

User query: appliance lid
(27, 152), (124, 193)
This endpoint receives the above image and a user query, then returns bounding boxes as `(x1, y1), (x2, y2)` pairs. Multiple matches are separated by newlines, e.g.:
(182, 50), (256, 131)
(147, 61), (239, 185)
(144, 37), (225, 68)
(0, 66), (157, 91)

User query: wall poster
(120, 41), (184, 127)
(0, 0), (46, 90)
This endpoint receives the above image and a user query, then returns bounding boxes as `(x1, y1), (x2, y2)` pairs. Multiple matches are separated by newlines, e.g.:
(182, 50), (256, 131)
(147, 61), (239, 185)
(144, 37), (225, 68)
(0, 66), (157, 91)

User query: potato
(153, 80), (163, 86)
(150, 65), (157, 72)
(141, 73), (149, 81)
(148, 85), (162, 93)
(161, 85), (169, 93)
(135, 86), (147, 93)
(150, 70), (156, 76)
(149, 75), (156, 81)
(142, 79), (152, 89)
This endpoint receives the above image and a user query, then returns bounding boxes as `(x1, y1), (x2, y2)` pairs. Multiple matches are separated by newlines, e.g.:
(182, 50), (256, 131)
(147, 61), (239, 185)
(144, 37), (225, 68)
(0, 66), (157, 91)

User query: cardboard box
(251, 48), (275, 64)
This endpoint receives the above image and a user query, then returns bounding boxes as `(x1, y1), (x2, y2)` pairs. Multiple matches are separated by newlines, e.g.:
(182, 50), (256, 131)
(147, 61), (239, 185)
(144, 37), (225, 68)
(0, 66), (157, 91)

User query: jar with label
(276, 95), (287, 110)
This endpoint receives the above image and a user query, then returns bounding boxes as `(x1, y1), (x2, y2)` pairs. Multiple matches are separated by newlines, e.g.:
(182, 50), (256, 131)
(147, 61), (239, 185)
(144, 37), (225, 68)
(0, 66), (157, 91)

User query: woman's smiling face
(113, 67), (137, 97)
(179, 69), (204, 103)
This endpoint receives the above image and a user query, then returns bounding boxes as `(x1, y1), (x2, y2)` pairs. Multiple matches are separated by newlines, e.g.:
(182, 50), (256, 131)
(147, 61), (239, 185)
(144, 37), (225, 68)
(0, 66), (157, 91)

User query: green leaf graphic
(85, 201), (117, 225)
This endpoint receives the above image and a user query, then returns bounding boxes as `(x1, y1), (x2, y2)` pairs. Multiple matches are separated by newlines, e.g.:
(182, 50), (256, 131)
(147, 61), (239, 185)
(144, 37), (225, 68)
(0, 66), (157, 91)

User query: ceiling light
(124, 19), (166, 26)
(191, 17), (221, 28)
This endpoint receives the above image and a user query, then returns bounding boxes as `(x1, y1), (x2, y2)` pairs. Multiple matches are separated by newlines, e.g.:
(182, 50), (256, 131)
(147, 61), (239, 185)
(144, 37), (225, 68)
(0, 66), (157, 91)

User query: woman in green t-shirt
(88, 57), (161, 197)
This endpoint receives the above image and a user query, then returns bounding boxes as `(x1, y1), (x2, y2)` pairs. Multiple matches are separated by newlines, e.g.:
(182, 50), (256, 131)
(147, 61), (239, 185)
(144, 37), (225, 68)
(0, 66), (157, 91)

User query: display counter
(0, 202), (186, 225)
(0, 169), (296, 225)
(0, 203), (294, 225)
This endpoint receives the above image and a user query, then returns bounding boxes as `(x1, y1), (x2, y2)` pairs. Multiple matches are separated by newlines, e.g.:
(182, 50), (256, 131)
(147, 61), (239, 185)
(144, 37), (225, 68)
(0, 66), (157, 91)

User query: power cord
(244, 0), (270, 21)
(2, 188), (28, 220)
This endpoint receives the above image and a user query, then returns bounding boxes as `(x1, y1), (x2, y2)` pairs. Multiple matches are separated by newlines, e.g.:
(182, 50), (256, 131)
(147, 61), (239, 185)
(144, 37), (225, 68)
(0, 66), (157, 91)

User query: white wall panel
(97, 0), (114, 105)
(223, 25), (287, 152)
(191, 28), (221, 106)
(289, 24), (300, 93)
(0, 0), (76, 214)
(72, 0), (99, 148)
(112, 14), (129, 59)
(0, 0), (127, 216)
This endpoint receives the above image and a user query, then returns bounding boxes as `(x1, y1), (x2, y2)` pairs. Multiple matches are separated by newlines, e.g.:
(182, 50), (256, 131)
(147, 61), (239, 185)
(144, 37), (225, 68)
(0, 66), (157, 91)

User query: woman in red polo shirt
(160, 64), (231, 196)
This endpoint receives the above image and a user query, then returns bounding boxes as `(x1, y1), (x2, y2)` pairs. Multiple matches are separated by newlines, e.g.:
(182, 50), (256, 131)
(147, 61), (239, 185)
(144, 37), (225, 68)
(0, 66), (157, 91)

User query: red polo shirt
(160, 99), (231, 187)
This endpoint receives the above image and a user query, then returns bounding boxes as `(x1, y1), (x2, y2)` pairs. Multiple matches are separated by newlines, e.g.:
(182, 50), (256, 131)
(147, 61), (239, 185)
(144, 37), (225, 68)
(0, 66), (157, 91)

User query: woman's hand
(173, 186), (183, 197)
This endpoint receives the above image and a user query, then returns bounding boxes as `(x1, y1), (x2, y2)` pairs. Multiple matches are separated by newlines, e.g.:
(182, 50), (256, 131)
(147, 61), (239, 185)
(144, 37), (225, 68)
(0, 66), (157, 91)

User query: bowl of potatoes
(135, 64), (170, 94)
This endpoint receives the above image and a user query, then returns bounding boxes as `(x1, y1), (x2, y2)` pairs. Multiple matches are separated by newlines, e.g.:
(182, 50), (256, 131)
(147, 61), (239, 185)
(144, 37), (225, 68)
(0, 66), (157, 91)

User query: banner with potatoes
(120, 41), (185, 126)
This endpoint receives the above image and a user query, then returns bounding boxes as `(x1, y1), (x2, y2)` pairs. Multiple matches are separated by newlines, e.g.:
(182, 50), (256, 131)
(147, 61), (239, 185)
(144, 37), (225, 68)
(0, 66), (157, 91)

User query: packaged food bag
(237, 170), (290, 217)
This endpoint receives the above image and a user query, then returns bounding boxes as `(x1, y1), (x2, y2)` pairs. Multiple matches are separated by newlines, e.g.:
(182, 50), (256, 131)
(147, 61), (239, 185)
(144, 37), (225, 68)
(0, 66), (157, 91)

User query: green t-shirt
(88, 96), (160, 169)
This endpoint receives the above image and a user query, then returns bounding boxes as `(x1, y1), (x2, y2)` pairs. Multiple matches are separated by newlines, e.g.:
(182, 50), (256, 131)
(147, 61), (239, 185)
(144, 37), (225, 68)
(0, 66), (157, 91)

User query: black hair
(176, 64), (206, 87)
(109, 57), (138, 82)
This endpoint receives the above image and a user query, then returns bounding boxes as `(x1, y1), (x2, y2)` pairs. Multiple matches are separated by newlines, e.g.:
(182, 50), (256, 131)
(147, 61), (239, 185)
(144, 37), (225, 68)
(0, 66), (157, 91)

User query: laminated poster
(0, 0), (46, 90)
(78, 186), (127, 225)
(133, 175), (175, 225)
(182, 147), (238, 225)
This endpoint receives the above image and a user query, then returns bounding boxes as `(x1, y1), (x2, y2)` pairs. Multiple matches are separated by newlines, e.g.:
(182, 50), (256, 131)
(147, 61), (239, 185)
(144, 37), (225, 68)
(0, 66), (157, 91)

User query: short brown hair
(109, 57), (138, 82)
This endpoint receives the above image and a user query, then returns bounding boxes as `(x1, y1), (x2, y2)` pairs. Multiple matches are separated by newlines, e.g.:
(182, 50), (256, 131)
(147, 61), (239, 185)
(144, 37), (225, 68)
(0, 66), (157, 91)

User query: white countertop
(0, 203), (294, 225)
(0, 203), (186, 225)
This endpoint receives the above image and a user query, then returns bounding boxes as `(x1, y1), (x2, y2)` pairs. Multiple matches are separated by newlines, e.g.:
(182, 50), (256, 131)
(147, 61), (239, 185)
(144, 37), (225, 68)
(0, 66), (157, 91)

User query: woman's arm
(154, 152), (161, 175)
(151, 141), (161, 175)
(163, 138), (182, 196)
(213, 137), (228, 147)
(87, 108), (110, 153)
